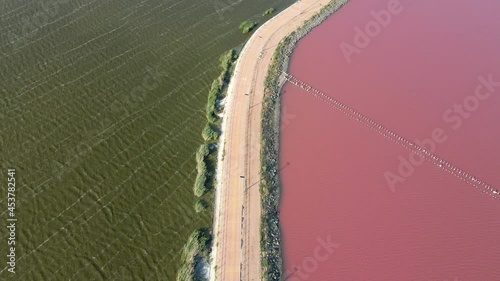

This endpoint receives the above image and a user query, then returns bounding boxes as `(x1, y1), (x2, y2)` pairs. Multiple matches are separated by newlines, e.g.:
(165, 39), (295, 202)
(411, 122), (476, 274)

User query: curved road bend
(212, 0), (335, 280)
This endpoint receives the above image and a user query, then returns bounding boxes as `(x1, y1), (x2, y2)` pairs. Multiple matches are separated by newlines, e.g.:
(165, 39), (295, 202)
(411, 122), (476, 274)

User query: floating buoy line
(283, 72), (498, 199)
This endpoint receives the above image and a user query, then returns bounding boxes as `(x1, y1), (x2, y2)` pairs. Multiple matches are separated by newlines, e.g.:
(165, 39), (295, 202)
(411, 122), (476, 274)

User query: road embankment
(260, 1), (349, 280)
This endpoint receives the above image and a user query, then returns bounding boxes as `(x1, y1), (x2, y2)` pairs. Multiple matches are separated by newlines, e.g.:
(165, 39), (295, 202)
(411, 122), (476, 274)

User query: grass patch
(239, 20), (258, 34)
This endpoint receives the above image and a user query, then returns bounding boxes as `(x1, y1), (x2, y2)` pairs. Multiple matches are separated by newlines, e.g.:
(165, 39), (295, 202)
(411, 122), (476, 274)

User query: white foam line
(285, 73), (498, 199)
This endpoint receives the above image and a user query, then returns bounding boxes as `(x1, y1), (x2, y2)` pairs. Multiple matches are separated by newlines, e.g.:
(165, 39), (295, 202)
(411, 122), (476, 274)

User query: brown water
(280, 0), (500, 280)
(0, 0), (295, 279)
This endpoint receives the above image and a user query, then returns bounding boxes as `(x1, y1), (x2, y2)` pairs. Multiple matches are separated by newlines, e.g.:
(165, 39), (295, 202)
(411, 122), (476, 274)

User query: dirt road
(211, 1), (333, 280)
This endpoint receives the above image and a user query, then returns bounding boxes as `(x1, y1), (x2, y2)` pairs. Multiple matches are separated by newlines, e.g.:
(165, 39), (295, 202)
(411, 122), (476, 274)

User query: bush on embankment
(194, 160), (209, 197)
(206, 49), (238, 124)
(176, 228), (212, 281)
(192, 49), (238, 199)
(201, 123), (219, 142)
(239, 20), (258, 34)
(196, 144), (210, 163)
(178, 48), (239, 281)
(262, 8), (275, 16)
(259, 1), (349, 280)
(195, 199), (209, 213)
(206, 80), (221, 123)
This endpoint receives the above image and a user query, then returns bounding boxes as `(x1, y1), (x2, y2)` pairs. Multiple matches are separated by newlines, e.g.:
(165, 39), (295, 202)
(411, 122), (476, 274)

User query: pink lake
(279, 0), (500, 280)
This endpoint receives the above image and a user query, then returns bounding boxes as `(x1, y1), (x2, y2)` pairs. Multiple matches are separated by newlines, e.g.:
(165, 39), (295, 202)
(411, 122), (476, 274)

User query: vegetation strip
(177, 49), (239, 280)
(260, 1), (349, 280)
(195, 49), (238, 198)
(177, 228), (212, 281)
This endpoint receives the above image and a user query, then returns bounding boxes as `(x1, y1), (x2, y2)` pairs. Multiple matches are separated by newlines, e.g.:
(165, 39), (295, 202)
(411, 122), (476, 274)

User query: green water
(0, 0), (293, 279)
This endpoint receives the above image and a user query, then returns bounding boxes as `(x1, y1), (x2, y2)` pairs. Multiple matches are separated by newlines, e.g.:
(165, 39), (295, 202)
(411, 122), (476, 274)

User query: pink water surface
(279, 0), (500, 280)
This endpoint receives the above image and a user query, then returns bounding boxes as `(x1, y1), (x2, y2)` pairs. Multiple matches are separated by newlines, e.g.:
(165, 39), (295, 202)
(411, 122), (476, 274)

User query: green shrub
(205, 49), (238, 123)
(177, 229), (212, 281)
(202, 123), (219, 141)
(239, 20), (258, 34)
(219, 49), (237, 73)
(206, 80), (221, 123)
(196, 144), (210, 163)
(196, 159), (206, 174)
(194, 172), (208, 197)
(194, 159), (208, 197)
(195, 199), (209, 213)
(262, 8), (275, 16)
